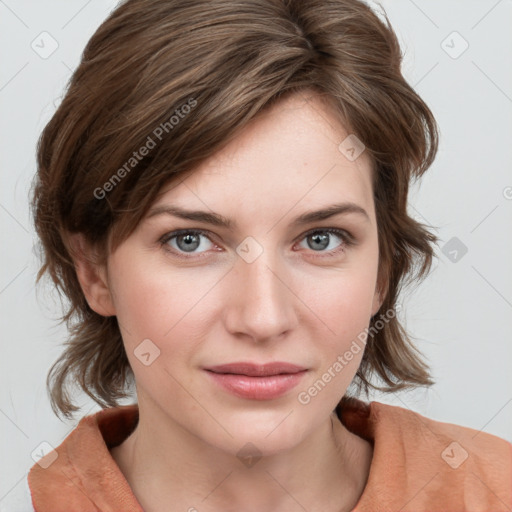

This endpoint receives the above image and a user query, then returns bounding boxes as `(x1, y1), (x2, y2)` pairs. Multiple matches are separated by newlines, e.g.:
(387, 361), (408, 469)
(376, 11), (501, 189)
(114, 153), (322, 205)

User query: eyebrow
(146, 202), (370, 229)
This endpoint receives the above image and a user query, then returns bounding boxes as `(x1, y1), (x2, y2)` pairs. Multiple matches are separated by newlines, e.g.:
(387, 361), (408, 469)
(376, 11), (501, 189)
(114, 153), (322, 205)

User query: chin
(214, 411), (309, 454)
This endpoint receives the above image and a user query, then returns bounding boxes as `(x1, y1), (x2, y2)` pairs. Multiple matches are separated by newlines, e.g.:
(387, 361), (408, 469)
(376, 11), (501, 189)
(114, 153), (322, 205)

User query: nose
(223, 247), (298, 342)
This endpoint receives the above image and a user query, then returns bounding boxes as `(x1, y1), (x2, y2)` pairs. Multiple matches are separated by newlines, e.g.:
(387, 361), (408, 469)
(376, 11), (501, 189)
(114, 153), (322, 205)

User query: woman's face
(102, 91), (383, 456)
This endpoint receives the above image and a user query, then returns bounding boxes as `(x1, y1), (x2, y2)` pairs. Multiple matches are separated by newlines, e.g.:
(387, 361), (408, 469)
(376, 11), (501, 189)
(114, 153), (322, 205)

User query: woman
(7, 0), (511, 510)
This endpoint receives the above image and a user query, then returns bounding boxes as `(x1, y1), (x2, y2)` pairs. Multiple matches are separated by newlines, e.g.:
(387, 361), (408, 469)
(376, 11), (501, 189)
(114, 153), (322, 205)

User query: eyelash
(158, 228), (356, 260)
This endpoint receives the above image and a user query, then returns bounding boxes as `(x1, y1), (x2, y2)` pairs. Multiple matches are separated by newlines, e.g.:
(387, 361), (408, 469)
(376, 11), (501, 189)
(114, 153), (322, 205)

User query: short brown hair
(32, 0), (439, 420)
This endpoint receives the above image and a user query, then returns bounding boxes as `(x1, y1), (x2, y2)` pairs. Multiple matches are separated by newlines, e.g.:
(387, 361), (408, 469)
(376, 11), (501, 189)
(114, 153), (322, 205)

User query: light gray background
(1, 0), (511, 502)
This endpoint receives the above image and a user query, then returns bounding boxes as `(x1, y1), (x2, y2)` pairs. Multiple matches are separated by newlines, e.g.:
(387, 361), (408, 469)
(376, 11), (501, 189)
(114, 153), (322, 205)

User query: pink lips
(204, 362), (307, 400)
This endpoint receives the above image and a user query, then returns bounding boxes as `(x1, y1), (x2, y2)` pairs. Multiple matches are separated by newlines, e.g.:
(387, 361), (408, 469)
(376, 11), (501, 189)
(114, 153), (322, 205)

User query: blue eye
(159, 228), (355, 259)
(298, 229), (352, 254)
(160, 229), (214, 255)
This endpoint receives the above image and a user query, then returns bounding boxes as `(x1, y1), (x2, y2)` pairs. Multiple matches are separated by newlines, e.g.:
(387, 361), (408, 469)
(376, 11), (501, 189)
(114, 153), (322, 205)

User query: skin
(74, 90), (385, 512)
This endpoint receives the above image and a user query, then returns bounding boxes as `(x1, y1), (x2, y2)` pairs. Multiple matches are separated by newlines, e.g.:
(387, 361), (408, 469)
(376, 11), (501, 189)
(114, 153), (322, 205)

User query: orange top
(22, 399), (512, 512)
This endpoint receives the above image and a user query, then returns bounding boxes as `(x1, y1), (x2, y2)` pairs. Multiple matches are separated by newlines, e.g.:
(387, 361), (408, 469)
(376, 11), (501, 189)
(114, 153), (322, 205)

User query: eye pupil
(309, 233), (330, 251)
(178, 233), (200, 252)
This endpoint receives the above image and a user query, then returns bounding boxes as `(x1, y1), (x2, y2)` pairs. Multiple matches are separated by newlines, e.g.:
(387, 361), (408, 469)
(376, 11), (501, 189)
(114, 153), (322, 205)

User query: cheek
(303, 251), (378, 374)
(107, 249), (171, 343)
(107, 254), (202, 394)
(308, 252), (378, 329)
(295, 272), (375, 406)
(110, 275), (164, 341)
(108, 250), (219, 349)
(318, 273), (374, 316)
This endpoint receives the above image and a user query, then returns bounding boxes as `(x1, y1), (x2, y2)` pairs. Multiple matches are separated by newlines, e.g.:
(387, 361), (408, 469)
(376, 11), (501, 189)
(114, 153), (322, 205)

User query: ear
(68, 233), (116, 317)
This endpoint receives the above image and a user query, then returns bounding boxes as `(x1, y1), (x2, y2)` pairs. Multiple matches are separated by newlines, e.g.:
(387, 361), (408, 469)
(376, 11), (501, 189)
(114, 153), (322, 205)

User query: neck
(110, 403), (373, 512)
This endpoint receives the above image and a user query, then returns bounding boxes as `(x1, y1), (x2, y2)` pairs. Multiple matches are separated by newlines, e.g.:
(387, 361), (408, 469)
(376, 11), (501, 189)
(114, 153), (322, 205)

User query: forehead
(153, 91), (375, 225)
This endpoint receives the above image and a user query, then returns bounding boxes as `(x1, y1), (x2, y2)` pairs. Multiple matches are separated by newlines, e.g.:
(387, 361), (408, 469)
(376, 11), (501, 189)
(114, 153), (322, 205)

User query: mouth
(204, 362), (307, 377)
(203, 362), (308, 400)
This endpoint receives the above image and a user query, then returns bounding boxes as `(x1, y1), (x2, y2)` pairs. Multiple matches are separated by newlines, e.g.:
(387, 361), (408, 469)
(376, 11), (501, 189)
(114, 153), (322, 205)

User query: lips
(204, 362), (308, 400)
(205, 362), (307, 377)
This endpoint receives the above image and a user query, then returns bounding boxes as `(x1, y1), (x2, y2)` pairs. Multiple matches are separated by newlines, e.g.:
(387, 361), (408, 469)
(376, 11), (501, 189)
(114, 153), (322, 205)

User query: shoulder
(340, 398), (512, 511)
(0, 473), (35, 512)
(24, 405), (142, 511)
(371, 400), (512, 468)
(372, 400), (512, 510)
